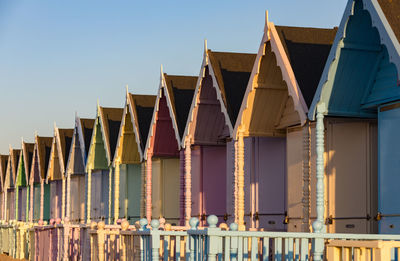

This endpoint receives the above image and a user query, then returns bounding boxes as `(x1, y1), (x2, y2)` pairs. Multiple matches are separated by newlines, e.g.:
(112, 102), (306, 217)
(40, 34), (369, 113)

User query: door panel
(162, 158), (180, 225)
(127, 164), (141, 224)
(378, 104), (400, 234)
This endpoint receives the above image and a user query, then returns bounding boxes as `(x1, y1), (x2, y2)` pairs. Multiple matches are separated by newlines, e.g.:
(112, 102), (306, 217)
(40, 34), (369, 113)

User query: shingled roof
(378, 0), (400, 44)
(99, 107), (124, 162)
(128, 94), (156, 151)
(275, 26), (337, 108)
(164, 74), (197, 139)
(80, 118), (95, 157)
(208, 51), (256, 127)
(57, 128), (74, 171)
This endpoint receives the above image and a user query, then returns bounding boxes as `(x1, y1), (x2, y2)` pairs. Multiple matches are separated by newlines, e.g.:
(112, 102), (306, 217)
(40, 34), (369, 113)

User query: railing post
(188, 217), (199, 261)
(120, 220), (129, 261)
(312, 102), (326, 261)
(229, 223), (239, 261)
(150, 219), (160, 261)
(97, 221), (105, 261)
(206, 215), (221, 261)
(139, 218), (148, 261)
(63, 217), (70, 261)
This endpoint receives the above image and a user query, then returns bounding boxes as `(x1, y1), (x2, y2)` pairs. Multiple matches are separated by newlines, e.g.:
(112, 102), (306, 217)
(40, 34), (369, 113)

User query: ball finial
(90, 221), (97, 229)
(56, 218), (61, 225)
(189, 217), (199, 229)
(121, 220), (130, 231)
(98, 221), (106, 230)
(139, 218), (148, 229)
(207, 215), (218, 228)
(150, 219), (160, 230)
(229, 223), (238, 231)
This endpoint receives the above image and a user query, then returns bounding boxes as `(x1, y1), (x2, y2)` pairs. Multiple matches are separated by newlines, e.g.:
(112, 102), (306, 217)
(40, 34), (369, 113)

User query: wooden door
(202, 145), (227, 224)
(119, 164), (127, 219)
(91, 170), (102, 221)
(151, 159), (162, 220)
(378, 103), (400, 234)
(256, 137), (286, 231)
(70, 176), (80, 222)
(34, 184), (41, 222)
(126, 164), (141, 224)
(225, 140), (236, 225)
(162, 158), (180, 225)
(325, 120), (377, 234)
(20, 187), (27, 221)
(50, 182), (57, 219)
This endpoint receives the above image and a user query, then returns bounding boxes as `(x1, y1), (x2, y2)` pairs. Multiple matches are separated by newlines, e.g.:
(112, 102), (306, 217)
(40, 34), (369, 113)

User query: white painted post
(146, 152), (153, 223)
(206, 215), (221, 261)
(40, 181), (44, 221)
(114, 161), (120, 224)
(62, 177), (66, 220)
(312, 102), (326, 261)
(237, 127), (245, 231)
(87, 168), (92, 224)
(150, 219), (160, 261)
(302, 122), (311, 232)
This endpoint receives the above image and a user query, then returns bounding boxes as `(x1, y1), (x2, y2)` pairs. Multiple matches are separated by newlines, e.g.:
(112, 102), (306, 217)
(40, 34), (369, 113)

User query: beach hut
(182, 42), (256, 225)
(3, 149), (20, 221)
(308, 0), (400, 234)
(65, 116), (94, 223)
(144, 71), (197, 226)
(15, 140), (34, 222)
(231, 15), (337, 231)
(0, 155), (9, 220)
(86, 105), (123, 224)
(46, 126), (73, 220)
(29, 135), (52, 222)
(113, 92), (155, 224)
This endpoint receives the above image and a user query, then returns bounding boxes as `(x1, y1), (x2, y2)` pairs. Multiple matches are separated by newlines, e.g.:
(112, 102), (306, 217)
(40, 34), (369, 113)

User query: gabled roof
(144, 72), (197, 159)
(275, 25), (338, 108)
(98, 106), (124, 165)
(164, 74), (197, 140)
(10, 148), (21, 188)
(56, 128), (74, 172)
(207, 50), (256, 127)
(0, 155), (9, 192)
(21, 141), (34, 186)
(128, 94), (156, 153)
(79, 118), (95, 158)
(309, 0), (400, 119)
(36, 136), (53, 181)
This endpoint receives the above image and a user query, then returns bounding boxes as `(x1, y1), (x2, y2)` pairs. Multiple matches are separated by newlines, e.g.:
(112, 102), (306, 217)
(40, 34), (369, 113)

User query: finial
(54, 121), (57, 130)
(75, 111), (78, 118)
(189, 217), (199, 230)
(34, 130), (38, 138)
(160, 64), (164, 76)
(265, 10), (269, 25)
(204, 39), (208, 51)
(207, 215), (218, 228)
(97, 99), (100, 108)
(125, 84), (129, 95)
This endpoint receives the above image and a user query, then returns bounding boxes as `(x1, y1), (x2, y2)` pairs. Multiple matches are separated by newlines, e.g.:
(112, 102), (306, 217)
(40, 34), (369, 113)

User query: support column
(108, 167), (113, 224)
(62, 176), (66, 219)
(184, 137), (192, 227)
(26, 186), (30, 222)
(302, 122), (311, 232)
(29, 183), (33, 222)
(312, 102), (326, 234)
(40, 181), (44, 221)
(66, 172), (71, 220)
(237, 126), (245, 231)
(4, 189), (7, 220)
(146, 152), (152, 223)
(179, 151), (185, 225)
(140, 163), (145, 218)
(15, 185), (19, 220)
(234, 140), (238, 223)
(86, 168), (92, 223)
(114, 161), (120, 223)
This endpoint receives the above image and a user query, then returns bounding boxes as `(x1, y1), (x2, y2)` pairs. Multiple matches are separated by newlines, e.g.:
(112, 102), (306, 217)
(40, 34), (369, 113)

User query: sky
(0, 0), (347, 154)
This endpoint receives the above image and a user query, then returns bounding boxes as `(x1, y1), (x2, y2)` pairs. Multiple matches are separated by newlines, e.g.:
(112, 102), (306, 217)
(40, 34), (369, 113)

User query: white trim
(85, 114), (100, 173)
(126, 94), (145, 162)
(98, 107), (112, 166)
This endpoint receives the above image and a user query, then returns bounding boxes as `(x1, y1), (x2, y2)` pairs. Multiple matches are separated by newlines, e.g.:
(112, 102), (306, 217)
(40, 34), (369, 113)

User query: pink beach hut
(144, 70), (197, 225)
(4, 149), (21, 221)
(231, 14), (337, 231)
(182, 42), (256, 225)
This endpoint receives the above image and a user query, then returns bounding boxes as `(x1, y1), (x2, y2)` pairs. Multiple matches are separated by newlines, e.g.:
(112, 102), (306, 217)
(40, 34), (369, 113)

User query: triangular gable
(182, 47), (255, 147)
(16, 141), (32, 187)
(128, 94), (156, 157)
(114, 92), (144, 164)
(66, 116), (94, 176)
(47, 131), (62, 182)
(0, 155), (9, 192)
(233, 18), (336, 138)
(309, 0), (400, 119)
(56, 128), (73, 174)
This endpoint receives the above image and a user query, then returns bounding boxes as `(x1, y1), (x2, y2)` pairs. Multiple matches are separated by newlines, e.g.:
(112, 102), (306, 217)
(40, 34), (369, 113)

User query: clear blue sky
(0, 0), (347, 154)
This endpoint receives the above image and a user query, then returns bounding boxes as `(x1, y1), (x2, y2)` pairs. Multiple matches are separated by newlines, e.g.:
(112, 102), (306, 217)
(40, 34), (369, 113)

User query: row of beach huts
(1, 0), (400, 260)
